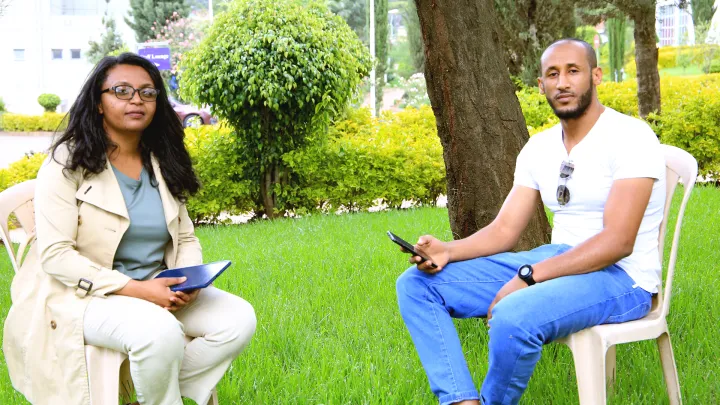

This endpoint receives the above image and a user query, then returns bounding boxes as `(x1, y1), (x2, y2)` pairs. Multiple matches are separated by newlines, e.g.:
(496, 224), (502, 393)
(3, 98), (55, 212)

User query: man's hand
(405, 235), (451, 274)
(167, 289), (200, 312)
(487, 276), (528, 320)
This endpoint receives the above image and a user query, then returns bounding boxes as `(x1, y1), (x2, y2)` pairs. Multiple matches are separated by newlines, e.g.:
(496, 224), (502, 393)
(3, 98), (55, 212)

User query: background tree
(403, 0), (425, 72)
(413, 0), (551, 247)
(690, 0), (716, 27)
(147, 11), (205, 100)
(181, 0), (371, 218)
(375, 0), (389, 114)
(328, 0), (368, 42)
(578, 0), (660, 117)
(87, 15), (126, 64)
(607, 17), (627, 81)
(493, 0), (576, 87)
(126, 0), (190, 42)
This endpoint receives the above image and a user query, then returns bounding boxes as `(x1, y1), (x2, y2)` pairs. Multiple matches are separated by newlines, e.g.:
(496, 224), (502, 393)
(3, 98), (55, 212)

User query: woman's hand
(116, 277), (186, 309)
(406, 235), (451, 274)
(168, 289), (200, 311)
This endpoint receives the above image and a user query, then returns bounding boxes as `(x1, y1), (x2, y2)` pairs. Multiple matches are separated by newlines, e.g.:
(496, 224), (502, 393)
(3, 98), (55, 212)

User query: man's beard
(547, 83), (594, 120)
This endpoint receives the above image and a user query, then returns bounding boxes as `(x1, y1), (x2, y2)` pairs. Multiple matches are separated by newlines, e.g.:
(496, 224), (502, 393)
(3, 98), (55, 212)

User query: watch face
(519, 267), (531, 277)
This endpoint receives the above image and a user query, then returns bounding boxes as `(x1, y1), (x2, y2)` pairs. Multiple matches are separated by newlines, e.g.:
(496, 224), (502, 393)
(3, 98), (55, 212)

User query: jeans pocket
(605, 300), (651, 324)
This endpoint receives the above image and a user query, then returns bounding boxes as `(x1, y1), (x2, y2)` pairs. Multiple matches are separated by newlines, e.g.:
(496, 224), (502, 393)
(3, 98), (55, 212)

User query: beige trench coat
(3, 146), (202, 404)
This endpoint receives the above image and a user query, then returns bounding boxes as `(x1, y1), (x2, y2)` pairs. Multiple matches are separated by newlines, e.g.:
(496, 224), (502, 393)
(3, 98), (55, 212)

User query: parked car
(169, 96), (217, 128)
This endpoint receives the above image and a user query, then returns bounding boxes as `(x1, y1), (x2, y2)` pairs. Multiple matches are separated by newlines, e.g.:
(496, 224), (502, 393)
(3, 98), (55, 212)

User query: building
(656, 0), (696, 47)
(0, 0), (135, 115)
(707, 0), (720, 44)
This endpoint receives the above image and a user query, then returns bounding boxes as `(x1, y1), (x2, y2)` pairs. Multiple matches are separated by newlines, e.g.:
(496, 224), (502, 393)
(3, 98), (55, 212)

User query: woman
(3, 53), (256, 405)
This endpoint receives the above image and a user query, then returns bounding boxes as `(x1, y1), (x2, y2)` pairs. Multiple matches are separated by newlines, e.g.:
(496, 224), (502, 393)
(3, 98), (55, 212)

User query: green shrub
(648, 75), (720, 178)
(282, 106), (446, 213)
(184, 107), (446, 223)
(37, 93), (61, 112)
(0, 153), (47, 193)
(516, 86), (558, 131)
(0, 96), (6, 112)
(180, 0), (371, 217)
(0, 113), (67, 132)
(184, 125), (255, 224)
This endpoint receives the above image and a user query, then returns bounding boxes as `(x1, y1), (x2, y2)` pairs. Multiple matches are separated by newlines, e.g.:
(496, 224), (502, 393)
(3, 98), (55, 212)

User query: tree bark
(414, 0), (551, 249)
(631, 4), (661, 117)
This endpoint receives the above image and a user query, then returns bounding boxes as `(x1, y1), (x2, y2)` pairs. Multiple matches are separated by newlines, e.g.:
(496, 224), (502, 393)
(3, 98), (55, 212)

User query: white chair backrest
(655, 145), (698, 318)
(0, 180), (37, 272)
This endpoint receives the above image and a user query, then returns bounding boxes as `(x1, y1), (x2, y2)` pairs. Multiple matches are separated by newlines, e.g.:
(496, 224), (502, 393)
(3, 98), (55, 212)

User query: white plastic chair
(557, 144), (697, 405)
(0, 179), (219, 405)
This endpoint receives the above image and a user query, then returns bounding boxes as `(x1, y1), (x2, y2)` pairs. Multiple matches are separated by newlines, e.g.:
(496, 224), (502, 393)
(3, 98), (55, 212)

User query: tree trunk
(414, 0), (551, 249)
(631, 4), (661, 117)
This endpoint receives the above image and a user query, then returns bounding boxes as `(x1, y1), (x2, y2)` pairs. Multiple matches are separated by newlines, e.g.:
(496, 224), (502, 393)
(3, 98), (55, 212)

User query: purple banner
(138, 47), (172, 71)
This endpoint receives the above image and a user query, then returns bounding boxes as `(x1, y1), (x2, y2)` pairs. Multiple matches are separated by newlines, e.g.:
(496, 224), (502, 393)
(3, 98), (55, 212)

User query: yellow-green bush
(1, 113), (67, 132)
(0, 153), (47, 193)
(648, 75), (720, 178)
(623, 45), (720, 76)
(516, 87), (558, 132)
(184, 124), (255, 224)
(282, 106), (446, 213)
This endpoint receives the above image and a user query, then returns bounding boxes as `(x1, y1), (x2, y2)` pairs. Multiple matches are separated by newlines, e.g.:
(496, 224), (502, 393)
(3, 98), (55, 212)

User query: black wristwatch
(517, 264), (536, 286)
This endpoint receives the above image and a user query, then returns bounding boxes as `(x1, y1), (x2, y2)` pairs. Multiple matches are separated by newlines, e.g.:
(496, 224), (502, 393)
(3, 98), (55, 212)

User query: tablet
(155, 260), (232, 292)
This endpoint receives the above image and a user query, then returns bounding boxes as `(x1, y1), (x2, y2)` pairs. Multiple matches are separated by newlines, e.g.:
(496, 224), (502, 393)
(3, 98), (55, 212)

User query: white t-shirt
(514, 107), (666, 293)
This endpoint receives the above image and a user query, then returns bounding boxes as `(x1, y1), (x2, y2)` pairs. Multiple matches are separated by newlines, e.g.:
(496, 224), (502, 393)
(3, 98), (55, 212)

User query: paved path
(0, 134), (53, 169)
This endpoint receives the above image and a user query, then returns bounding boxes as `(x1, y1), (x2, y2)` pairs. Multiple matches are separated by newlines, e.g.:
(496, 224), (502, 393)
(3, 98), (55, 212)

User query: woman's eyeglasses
(101, 85), (160, 102)
(556, 160), (574, 206)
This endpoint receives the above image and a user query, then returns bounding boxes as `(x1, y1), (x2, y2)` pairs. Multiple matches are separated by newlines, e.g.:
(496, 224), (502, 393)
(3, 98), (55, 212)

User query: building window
(50, 0), (100, 16)
(13, 49), (25, 61)
(52, 49), (63, 60)
(71, 49), (81, 59)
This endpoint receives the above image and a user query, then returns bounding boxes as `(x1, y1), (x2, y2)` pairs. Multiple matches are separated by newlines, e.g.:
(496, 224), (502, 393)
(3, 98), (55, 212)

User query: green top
(111, 165), (171, 280)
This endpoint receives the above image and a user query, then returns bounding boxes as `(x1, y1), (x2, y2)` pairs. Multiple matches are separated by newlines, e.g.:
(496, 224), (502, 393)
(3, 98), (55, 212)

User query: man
(395, 38), (666, 405)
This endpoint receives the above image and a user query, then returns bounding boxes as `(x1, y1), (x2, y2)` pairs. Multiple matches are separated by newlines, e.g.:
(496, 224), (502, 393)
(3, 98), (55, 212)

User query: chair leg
(566, 331), (608, 405)
(657, 332), (682, 405)
(207, 388), (219, 405)
(605, 345), (617, 391)
(85, 346), (126, 405)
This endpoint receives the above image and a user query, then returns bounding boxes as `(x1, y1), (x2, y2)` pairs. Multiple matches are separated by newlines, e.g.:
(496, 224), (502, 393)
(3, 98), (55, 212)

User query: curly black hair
(51, 52), (200, 202)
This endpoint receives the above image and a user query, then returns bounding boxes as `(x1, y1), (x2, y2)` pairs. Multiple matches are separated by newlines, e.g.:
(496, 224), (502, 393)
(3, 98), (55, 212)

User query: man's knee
(396, 266), (430, 303)
(487, 300), (540, 348)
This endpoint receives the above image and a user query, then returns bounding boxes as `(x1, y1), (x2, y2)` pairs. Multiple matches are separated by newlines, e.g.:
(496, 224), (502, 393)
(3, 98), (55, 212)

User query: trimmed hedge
(183, 106), (445, 223)
(0, 153), (46, 192)
(647, 75), (720, 178)
(184, 124), (255, 224)
(3, 75), (718, 222)
(624, 45), (720, 77)
(282, 106), (445, 214)
(1, 113), (67, 132)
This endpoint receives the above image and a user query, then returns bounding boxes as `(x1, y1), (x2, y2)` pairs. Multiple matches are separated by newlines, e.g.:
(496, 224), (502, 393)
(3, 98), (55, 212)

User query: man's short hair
(542, 38), (598, 70)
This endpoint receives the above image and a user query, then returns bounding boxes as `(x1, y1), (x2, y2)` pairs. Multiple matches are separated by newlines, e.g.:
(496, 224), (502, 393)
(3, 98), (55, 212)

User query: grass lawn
(0, 186), (718, 404)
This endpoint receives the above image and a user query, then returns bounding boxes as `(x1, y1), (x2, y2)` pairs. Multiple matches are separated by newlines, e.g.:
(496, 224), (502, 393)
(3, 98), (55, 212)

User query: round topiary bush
(180, 0), (371, 217)
(37, 93), (61, 112)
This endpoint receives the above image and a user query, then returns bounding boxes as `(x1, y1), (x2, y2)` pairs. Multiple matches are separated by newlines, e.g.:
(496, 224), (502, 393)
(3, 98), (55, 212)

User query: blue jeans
(396, 244), (653, 405)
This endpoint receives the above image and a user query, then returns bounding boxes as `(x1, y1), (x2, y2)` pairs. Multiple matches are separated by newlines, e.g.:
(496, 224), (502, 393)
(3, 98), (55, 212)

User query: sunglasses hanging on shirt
(556, 160), (574, 206)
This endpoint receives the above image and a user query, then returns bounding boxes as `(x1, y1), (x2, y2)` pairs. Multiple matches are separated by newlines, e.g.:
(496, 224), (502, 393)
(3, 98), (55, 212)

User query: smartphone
(387, 231), (438, 268)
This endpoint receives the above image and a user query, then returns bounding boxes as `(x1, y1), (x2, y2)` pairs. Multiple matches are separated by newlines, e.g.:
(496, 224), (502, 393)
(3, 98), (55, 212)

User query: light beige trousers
(83, 286), (257, 405)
